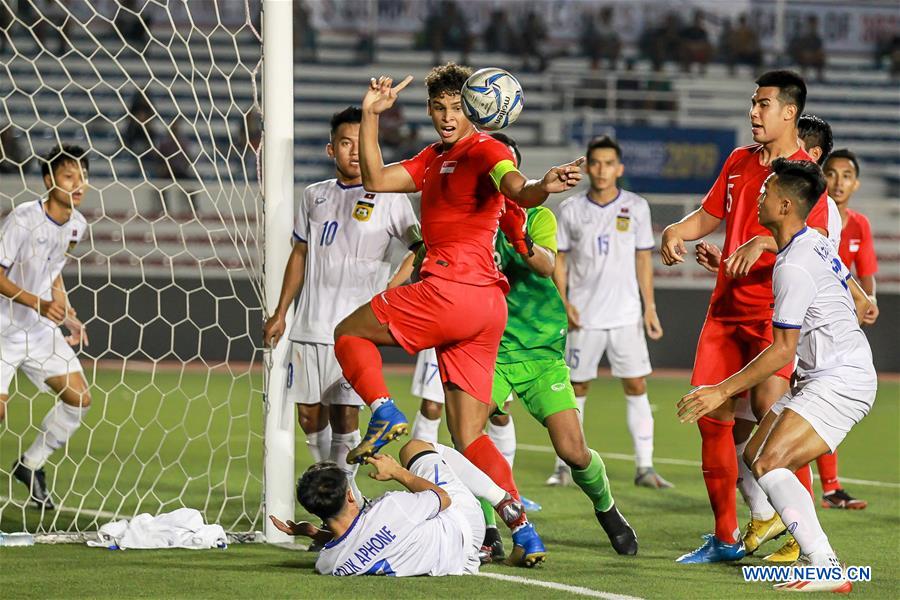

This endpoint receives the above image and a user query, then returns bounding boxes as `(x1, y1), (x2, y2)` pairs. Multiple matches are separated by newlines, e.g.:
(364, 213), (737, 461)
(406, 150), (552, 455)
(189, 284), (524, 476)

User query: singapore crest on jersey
(354, 193), (376, 222)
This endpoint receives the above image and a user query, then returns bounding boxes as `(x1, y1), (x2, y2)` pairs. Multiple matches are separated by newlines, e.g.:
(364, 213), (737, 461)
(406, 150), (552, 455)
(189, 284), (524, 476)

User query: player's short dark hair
(586, 135), (622, 161)
(797, 114), (833, 166)
(296, 462), (349, 521)
(755, 70), (806, 122)
(330, 106), (362, 139)
(825, 148), (860, 177)
(40, 144), (89, 179)
(771, 157), (825, 217)
(424, 62), (472, 100)
(490, 132), (521, 167)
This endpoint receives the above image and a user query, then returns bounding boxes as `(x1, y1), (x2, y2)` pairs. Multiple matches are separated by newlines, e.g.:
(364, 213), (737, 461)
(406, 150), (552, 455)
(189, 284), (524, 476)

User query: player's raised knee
(399, 439), (436, 467)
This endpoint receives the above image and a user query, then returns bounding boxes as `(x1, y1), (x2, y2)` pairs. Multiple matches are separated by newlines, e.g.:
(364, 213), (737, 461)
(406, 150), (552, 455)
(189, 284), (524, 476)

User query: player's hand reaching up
(499, 199), (533, 256)
(366, 453), (405, 481)
(677, 385), (728, 423)
(660, 226), (687, 266)
(694, 240), (721, 273)
(539, 157), (584, 194)
(363, 75), (414, 115)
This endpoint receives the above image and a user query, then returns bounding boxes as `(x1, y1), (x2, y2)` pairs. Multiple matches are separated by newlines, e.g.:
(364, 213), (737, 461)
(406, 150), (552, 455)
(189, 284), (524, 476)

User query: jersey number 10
(320, 221), (339, 246)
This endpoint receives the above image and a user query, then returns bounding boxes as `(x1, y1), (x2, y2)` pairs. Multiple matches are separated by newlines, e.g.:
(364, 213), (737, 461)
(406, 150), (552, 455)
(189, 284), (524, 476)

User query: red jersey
(401, 132), (513, 290)
(838, 209), (878, 277)
(701, 144), (827, 321)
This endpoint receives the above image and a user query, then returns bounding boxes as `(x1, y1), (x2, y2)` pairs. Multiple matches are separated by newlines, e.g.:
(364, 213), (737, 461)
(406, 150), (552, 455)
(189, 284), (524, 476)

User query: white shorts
(565, 321), (652, 381)
(769, 378), (876, 453)
(411, 348), (444, 403)
(408, 444), (484, 575)
(285, 342), (363, 407)
(0, 327), (84, 395)
(734, 393), (756, 422)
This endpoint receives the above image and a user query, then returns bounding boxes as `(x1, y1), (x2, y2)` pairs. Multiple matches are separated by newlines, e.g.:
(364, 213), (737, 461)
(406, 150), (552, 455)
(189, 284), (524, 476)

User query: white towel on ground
(87, 508), (227, 550)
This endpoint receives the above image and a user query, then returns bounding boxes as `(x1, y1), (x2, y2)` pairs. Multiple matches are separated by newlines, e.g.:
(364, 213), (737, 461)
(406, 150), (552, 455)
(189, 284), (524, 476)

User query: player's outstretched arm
(500, 157), (584, 208)
(660, 208), (721, 266)
(677, 328), (798, 423)
(359, 76), (418, 193)
(0, 268), (66, 322)
(263, 241), (307, 348)
(366, 454), (451, 511)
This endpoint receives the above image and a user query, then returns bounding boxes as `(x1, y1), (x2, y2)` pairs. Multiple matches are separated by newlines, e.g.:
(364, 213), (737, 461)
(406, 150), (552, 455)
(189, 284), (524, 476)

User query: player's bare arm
(552, 251), (580, 329)
(263, 240), (308, 348)
(847, 276), (876, 326)
(358, 75), (418, 193)
(636, 249), (663, 340)
(386, 251), (416, 289)
(724, 228), (828, 278)
(694, 240), (721, 273)
(660, 208), (722, 266)
(0, 268), (67, 323)
(857, 275), (878, 325)
(268, 515), (334, 545)
(677, 327), (799, 423)
(53, 274), (89, 347)
(499, 157), (585, 208)
(365, 454), (452, 511)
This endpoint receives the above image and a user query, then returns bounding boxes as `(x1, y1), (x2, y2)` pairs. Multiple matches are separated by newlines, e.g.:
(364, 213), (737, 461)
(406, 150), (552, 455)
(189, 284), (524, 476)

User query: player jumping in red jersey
(660, 70), (831, 563)
(333, 64), (583, 567)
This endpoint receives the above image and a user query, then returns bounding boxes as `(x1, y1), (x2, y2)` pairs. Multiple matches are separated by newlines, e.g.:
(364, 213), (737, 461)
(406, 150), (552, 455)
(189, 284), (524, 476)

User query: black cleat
(480, 526), (505, 563)
(596, 503), (637, 555)
(12, 457), (55, 510)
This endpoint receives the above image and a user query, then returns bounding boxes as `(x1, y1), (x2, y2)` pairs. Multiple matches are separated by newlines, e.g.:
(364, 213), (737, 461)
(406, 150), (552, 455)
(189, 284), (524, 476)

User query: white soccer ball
(461, 68), (524, 131)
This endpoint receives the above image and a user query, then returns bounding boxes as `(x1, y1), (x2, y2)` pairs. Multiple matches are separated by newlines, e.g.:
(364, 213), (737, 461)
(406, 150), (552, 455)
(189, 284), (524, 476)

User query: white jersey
(825, 195), (841, 250)
(315, 490), (471, 577)
(0, 200), (86, 338)
(289, 180), (418, 344)
(556, 189), (655, 329)
(772, 227), (876, 390)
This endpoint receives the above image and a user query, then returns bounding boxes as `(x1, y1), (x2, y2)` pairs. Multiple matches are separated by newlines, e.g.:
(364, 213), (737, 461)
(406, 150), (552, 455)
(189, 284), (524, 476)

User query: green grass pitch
(1, 371), (898, 599)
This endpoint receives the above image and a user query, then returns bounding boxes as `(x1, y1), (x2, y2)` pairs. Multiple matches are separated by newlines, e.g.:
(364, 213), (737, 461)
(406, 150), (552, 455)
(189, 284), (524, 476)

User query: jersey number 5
(320, 221), (339, 246)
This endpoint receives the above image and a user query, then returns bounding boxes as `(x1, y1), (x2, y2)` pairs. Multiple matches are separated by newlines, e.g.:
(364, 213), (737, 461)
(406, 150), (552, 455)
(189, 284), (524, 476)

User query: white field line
(515, 444), (900, 489)
(0, 495), (119, 520)
(476, 571), (644, 600)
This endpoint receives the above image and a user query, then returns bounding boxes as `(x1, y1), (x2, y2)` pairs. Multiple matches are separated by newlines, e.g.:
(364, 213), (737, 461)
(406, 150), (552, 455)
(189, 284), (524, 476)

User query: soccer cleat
(764, 537), (801, 563)
(520, 496), (542, 512)
(545, 464), (572, 487)
(479, 526), (505, 564)
(506, 522), (547, 568)
(741, 514), (787, 555)
(595, 503), (638, 555)
(821, 489), (867, 510)
(12, 457), (55, 511)
(676, 533), (746, 563)
(346, 400), (408, 464)
(634, 467), (674, 489)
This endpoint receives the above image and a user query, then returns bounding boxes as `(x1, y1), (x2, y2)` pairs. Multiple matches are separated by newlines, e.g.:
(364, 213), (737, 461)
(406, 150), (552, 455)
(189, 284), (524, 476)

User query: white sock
(331, 430), (363, 504)
(411, 411), (441, 443)
(487, 417), (516, 467)
(305, 425), (332, 463)
(626, 393), (654, 469)
(758, 468), (835, 564)
(370, 397), (390, 412)
(22, 402), (88, 470)
(736, 438), (775, 520)
(435, 443), (506, 506)
(555, 396), (585, 471)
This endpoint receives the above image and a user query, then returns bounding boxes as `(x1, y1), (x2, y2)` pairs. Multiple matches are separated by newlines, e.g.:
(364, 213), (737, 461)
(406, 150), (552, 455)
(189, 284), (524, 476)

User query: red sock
(795, 463), (814, 500)
(816, 452), (840, 493)
(334, 336), (389, 405)
(698, 416), (738, 544)
(463, 434), (520, 502)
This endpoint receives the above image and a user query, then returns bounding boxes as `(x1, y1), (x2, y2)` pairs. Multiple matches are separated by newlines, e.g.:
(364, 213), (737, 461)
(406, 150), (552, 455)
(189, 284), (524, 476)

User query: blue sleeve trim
(772, 321), (802, 330)
(636, 245), (655, 251)
(844, 274), (851, 281)
(293, 232), (306, 243)
(428, 488), (442, 517)
(557, 247), (570, 253)
(0, 261), (12, 270)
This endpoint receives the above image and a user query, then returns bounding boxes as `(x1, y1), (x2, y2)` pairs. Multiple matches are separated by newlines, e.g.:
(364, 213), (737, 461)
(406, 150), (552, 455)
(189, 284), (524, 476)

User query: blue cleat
(676, 533), (746, 564)
(346, 400), (408, 464)
(520, 496), (542, 512)
(506, 522), (547, 568)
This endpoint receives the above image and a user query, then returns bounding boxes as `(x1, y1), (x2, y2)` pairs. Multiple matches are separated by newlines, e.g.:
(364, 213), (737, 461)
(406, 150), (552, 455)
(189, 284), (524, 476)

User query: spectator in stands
(679, 10), (712, 74)
(155, 118), (197, 217)
(0, 122), (28, 175)
(789, 15), (825, 81)
(874, 32), (900, 78)
(519, 10), (548, 72)
(114, 0), (152, 52)
(294, 0), (317, 63)
(123, 91), (157, 171)
(420, 1), (471, 66)
(581, 6), (621, 71)
(725, 14), (763, 74)
(483, 9), (515, 54)
(640, 13), (682, 72)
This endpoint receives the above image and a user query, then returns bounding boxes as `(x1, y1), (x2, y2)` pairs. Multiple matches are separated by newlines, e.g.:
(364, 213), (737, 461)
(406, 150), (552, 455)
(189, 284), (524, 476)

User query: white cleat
(545, 464), (572, 487)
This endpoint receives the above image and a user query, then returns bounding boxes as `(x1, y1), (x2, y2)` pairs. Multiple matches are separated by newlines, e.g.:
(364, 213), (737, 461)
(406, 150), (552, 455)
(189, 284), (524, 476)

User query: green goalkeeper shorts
(492, 358), (577, 425)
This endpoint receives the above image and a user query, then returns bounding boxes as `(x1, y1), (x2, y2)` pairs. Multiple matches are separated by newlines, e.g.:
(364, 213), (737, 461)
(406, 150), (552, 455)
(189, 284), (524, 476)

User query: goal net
(0, 0), (268, 540)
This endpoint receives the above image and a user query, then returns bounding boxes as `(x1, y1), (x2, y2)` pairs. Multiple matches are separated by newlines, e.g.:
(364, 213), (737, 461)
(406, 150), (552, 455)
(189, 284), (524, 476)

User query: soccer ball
(460, 68), (524, 131)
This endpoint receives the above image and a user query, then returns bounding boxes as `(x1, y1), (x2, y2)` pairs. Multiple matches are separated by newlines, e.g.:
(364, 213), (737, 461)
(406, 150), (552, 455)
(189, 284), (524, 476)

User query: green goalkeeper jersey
(495, 206), (567, 364)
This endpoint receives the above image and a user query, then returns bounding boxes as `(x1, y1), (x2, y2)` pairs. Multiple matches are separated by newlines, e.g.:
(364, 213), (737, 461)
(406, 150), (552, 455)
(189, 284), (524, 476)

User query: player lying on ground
(270, 439), (524, 576)
(551, 135), (671, 490)
(263, 106), (420, 513)
(332, 63), (583, 566)
(678, 158), (877, 593)
(1, 144), (91, 511)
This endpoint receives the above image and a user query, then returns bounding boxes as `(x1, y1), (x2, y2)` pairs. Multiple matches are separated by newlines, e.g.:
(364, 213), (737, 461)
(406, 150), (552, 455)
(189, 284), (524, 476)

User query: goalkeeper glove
(499, 199), (533, 256)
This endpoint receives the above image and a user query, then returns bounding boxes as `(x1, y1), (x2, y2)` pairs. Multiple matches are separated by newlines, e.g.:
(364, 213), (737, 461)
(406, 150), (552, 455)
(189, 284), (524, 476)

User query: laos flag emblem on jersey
(616, 213), (630, 232)
(354, 196), (375, 222)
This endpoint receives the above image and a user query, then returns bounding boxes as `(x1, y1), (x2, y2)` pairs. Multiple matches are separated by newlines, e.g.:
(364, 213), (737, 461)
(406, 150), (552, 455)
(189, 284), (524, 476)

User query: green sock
(480, 497), (497, 528)
(572, 448), (614, 513)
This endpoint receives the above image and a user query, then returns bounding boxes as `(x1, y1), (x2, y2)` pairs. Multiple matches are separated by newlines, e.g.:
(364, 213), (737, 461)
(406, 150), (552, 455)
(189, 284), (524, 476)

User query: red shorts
(691, 316), (793, 386)
(371, 276), (507, 405)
